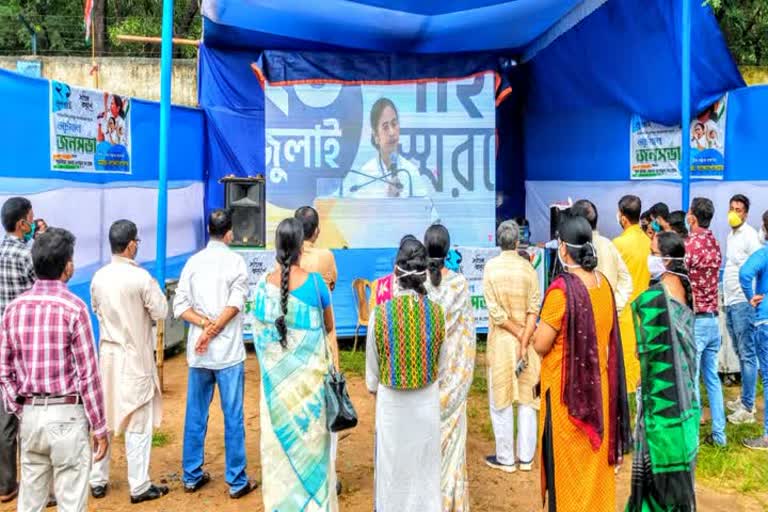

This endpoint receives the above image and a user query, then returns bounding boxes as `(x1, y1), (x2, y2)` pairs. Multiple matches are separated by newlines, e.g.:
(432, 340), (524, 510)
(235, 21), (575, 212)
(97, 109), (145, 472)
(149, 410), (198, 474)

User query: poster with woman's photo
(629, 94), (727, 181)
(50, 80), (131, 174)
(264, 73), (497, 249)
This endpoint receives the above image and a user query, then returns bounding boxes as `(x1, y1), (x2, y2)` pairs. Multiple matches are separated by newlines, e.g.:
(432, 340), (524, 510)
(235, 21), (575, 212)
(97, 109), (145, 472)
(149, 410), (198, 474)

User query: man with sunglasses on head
(88, 220), (170, 504)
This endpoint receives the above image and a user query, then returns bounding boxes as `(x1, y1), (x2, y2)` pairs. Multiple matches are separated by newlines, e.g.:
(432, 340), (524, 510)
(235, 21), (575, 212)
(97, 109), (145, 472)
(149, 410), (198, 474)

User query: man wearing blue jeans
(739, 230), (768, 450)
(685, 197), (726, 446)
(723, 194), (762, 424)
(173, 209), (256, 498)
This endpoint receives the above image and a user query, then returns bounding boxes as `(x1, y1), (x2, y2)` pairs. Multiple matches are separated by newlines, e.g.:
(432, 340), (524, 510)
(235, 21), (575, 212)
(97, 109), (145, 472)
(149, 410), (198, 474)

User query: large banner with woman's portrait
(264, 73), (497, 248)
(50, 81), (131, 174)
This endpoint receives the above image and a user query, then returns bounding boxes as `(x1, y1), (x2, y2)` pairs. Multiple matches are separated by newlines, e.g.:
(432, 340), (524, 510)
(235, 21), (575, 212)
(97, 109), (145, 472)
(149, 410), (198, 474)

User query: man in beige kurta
(482, 220), (541, 472)
(89, 220), (169, 504)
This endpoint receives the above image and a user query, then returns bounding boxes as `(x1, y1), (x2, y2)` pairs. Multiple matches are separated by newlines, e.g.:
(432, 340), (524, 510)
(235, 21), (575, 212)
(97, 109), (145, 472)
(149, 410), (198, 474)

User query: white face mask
(616, 212), (623, 228)
(647, 254), (686, 280)
(557, 241), (595, 271)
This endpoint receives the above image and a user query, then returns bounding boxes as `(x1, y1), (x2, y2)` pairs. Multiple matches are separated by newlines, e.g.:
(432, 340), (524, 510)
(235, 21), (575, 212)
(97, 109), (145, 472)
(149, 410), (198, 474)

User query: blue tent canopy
(202, 0), (586, 53)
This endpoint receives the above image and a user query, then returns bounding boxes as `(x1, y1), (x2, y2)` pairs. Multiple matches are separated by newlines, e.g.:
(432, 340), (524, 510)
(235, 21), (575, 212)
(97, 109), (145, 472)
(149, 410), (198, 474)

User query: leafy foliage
(710, 0), (768, 66)
(0, 0), (200, 58)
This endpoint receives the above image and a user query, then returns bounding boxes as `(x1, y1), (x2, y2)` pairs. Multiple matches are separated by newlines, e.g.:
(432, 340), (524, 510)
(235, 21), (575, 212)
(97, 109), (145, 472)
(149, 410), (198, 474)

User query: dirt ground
(2, 351), (766, 512)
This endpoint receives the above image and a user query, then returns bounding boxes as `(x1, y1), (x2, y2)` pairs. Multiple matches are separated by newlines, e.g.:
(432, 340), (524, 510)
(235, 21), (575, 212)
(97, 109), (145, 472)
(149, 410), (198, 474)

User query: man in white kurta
(89, 220), (169, 504)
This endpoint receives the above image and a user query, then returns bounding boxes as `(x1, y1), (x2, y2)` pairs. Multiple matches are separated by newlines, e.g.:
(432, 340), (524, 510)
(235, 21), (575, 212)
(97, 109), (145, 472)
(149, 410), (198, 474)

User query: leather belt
(18, 395), (81, 406)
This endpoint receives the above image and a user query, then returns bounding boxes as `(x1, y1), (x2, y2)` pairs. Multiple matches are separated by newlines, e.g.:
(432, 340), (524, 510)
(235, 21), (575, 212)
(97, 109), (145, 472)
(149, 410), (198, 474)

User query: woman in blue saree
(251, 218), (338, 512)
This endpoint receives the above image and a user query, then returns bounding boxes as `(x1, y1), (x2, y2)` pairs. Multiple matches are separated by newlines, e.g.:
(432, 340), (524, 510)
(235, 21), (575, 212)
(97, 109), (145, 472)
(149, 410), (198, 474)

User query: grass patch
(339, 348), (366, 377)
(697, 421), (768, 493)
(152, 431), (173, 448)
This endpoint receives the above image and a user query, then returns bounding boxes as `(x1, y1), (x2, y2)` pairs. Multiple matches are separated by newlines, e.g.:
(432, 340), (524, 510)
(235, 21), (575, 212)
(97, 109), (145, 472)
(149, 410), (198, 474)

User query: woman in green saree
(251, 218), (338, 512)
(627, 231), (699, 512)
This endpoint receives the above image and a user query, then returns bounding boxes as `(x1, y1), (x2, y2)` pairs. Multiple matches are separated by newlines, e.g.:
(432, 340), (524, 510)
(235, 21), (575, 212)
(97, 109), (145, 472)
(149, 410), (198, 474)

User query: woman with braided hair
(424, 224), (476, 512)
(251, 217), (338, 511)
(366, 238), (447, 512)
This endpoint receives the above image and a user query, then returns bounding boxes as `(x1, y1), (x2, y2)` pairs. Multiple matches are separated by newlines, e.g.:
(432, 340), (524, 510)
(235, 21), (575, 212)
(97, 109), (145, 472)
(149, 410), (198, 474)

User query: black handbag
(315, 278), (358, 432)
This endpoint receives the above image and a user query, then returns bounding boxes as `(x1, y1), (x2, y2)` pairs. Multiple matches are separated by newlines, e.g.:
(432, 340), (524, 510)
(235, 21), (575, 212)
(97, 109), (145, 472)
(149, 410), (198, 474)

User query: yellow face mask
(728, 210), (743, 228)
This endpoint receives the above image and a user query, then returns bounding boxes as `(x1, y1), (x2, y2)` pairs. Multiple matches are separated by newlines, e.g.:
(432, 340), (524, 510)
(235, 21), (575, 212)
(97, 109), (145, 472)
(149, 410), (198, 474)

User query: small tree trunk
(93, 0), (107, 56)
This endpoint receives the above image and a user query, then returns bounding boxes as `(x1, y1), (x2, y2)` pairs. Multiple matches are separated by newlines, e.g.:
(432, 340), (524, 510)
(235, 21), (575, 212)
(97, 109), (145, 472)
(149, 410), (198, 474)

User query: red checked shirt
(0, 279), (107, 437)
(685, 228), (723, 314)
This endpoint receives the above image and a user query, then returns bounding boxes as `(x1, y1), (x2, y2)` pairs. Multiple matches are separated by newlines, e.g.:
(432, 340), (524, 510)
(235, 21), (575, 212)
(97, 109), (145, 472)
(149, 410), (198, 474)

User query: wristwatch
(199, 317), (208, 329)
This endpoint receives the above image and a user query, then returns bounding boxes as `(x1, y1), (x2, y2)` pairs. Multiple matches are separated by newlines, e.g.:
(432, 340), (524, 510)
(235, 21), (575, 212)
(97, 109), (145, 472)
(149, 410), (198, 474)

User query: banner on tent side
(629, 95), (727, 181)
(263, 73), (497, 249)
(50, 81), (132, 174)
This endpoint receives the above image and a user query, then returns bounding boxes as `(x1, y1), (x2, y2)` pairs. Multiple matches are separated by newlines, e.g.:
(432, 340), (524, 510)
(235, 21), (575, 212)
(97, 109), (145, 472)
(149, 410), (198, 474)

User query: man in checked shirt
(0, 228), (109, 511)
(0, 197), (37, 504)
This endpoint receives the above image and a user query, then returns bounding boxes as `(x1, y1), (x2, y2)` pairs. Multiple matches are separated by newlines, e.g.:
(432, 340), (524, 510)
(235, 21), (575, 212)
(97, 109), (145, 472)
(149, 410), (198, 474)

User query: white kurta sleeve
(612, 244), (634, 313)
(365, 314), (380, 392)
(143, 274), (169, 321)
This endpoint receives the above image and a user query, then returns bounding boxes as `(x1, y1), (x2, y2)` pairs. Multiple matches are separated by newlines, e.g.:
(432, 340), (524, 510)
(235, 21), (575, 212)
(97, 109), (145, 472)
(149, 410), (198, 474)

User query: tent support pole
(156, 0), (173, 290)
(681, 0), (691, 211)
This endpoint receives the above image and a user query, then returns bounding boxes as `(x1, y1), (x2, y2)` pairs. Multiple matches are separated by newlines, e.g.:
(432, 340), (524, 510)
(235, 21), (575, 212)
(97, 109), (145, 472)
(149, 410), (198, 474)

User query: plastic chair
(351, 278), (372, 352)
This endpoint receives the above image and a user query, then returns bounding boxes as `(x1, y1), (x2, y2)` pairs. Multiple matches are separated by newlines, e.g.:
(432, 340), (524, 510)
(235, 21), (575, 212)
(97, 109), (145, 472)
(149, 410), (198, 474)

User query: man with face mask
(0, 196), (36, 503)
(685, 197), (726, 446)
(88, 220), (170, 503)
(613, 195), (651, 394)
(723, 195), (762, 425)
(0, 228), (109, 510)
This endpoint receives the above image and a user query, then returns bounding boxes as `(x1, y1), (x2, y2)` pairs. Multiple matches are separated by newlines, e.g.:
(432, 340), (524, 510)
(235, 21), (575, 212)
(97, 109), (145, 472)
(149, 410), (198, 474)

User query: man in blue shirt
(739, 230), (768, 450)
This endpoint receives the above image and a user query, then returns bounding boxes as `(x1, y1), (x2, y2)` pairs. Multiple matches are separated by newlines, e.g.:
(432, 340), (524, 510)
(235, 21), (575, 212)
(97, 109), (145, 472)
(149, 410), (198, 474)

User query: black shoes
(229, 480), (258, 500)
(91, 485), (108, 499)
(184, 472), (211, 493)
(130, 484), (170, 504)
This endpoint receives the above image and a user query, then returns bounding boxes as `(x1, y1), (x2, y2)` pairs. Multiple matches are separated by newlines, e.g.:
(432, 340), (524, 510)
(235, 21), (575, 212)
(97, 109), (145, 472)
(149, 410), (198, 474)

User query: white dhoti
(90, 401), (154, 496)
(488, 368), (538, 465)
(374, 382), (441, 512)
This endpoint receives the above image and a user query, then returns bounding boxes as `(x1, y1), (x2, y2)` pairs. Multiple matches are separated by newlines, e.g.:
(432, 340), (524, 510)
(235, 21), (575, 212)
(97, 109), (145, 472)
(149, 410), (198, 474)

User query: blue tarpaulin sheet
(192, 0), (749, 337)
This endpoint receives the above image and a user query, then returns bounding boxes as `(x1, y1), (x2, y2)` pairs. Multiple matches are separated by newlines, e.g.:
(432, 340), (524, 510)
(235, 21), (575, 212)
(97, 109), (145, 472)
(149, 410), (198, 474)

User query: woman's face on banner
(110, 97), (120, 118)
(374, 105), (400, 156)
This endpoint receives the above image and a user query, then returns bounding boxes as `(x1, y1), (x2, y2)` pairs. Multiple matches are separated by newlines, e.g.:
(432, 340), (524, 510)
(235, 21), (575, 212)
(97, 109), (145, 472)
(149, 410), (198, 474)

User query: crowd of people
(0, 191), (767, 511)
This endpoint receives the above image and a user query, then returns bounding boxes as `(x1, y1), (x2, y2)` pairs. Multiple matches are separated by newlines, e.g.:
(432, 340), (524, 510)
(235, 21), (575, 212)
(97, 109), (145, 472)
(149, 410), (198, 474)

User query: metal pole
(156, 0), (174, 290)
(18, 16), (37, 55)
(681, 0), (692, 211)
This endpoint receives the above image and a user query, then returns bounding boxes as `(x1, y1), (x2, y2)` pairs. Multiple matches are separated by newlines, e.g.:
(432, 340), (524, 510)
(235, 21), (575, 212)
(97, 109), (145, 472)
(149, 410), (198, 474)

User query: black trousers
(0, 407), (17, 495)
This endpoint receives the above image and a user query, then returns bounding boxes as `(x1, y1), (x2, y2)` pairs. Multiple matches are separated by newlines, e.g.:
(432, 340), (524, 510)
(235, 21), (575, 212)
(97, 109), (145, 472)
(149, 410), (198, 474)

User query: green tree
(708, 0), (768, 65)
(0, 0), (200, 58)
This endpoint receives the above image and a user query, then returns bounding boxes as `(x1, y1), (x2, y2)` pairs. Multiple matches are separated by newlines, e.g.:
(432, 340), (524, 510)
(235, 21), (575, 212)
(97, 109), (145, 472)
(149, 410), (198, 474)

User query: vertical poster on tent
(263, 73), (497, 249)
(629, 95), (727, 180)
(49, 81), (132, 174)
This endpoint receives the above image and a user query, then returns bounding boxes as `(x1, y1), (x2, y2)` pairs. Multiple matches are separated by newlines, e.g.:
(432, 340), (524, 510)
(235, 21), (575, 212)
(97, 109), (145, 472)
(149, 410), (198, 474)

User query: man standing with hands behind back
(89, 220), (170, 504)
(738, 213), (768, 450)
(173, 208), (256, 499)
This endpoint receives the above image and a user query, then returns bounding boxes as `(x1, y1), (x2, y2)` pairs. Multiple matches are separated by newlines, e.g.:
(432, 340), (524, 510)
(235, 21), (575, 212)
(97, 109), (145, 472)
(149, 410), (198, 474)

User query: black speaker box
(222, 176), (265, 247)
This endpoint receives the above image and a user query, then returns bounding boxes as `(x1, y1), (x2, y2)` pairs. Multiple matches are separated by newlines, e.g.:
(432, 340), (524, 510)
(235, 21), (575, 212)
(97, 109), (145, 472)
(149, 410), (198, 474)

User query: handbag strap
(311, 273), (337, 372)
